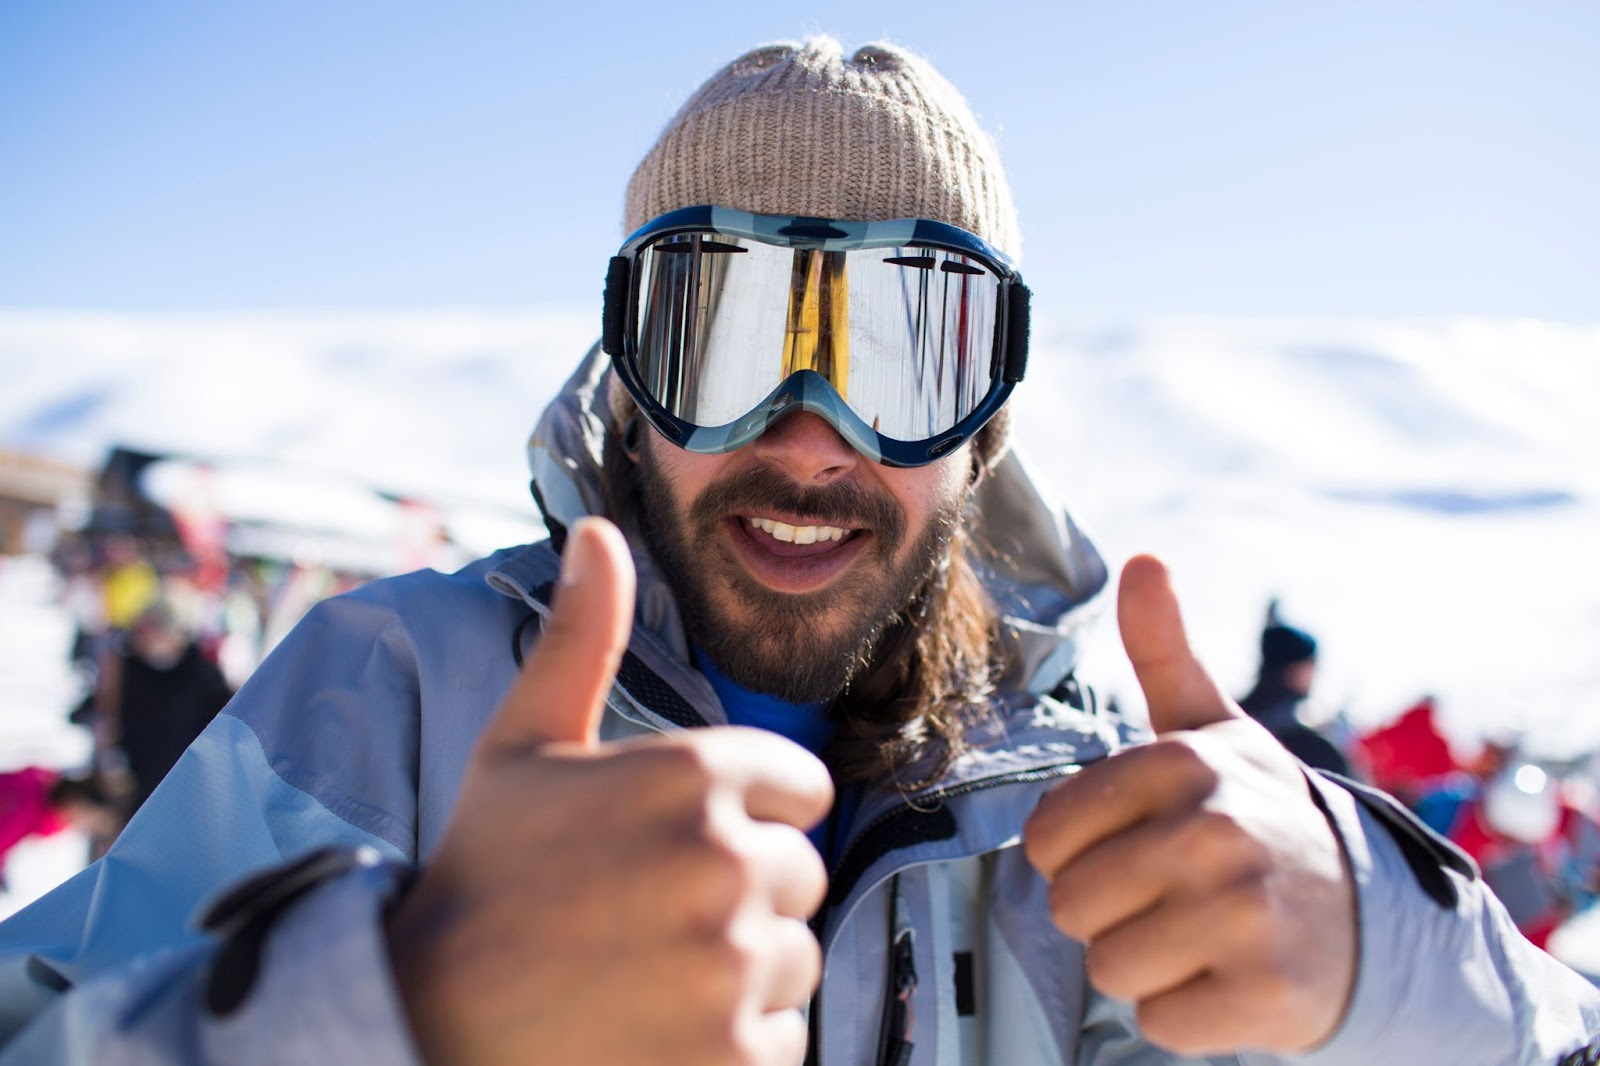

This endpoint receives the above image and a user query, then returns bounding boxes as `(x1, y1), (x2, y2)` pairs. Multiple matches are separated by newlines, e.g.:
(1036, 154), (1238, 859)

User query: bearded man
(0, 37), (1594, 1066)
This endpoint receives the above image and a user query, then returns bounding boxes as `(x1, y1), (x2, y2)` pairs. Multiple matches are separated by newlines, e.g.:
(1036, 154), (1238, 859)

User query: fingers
(1023, 740), (1217, 880)
(1117, 554), (1240, 735)
(746, 820), (829, 920)
(754, 914), (823, 1012)
(738, 914), (820, 1065)
(481, 517), (635, 753)
(1040, 807), (1240, 943)
(690, 726), (835, 834)
(1083, 880), (1269, 1007)
(743, 1007), (810, 1066)
(1135, 971), (1268, 1058)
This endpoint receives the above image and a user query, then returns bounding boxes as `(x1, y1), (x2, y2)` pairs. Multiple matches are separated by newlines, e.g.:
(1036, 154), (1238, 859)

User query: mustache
(690, 465), (905, 550)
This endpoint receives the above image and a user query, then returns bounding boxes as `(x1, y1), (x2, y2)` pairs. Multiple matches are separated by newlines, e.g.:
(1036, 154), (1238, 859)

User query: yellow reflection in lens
(782, 250), (850, 398)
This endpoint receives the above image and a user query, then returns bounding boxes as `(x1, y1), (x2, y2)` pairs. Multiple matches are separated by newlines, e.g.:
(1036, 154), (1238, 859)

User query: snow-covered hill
(1, 308), (1596, 755)
(1010, 316), (1600, 755)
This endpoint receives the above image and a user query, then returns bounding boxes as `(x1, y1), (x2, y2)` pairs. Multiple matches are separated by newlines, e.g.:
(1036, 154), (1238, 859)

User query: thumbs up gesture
(387, 518), (834, 1066)
(1023, 556), (1357, 1056)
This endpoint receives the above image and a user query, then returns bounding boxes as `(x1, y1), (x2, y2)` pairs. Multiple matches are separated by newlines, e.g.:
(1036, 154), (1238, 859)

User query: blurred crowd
(3, 529), (1597, 955)
(1238, 604), (1600, 952)
(2, 530), (367, 868)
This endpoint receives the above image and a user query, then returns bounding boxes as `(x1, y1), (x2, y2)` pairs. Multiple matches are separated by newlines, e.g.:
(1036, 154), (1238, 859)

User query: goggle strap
(1003, 281), (1031, 384)
(602, 256), (630, 356)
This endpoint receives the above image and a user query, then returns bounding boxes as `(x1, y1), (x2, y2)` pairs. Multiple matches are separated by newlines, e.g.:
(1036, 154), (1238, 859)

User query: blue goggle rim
(603, 206), (1029, 468)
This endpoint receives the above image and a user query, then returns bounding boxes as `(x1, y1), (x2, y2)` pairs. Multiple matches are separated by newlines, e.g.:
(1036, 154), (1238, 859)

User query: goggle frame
(602, 205), (1030, 467)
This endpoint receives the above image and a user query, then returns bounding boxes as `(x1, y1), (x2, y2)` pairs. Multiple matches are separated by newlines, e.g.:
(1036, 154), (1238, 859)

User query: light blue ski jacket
(0, 347), (1595, 1065)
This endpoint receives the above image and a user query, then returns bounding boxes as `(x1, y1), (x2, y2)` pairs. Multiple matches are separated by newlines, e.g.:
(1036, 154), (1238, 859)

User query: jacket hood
(526, 342), (1109, 695)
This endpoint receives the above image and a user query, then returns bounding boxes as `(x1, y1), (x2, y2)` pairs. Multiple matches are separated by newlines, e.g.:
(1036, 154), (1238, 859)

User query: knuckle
(712, 1002), (793, 1066)
(778, 917), (823, 989)
(1174, 808), (1251, 872)
(1155, 735), (1222, 786)
(1046, 876), (1089, 940)
(696, 1020), (746, 1066)
(708, 932), (762, 987)
(1231, 875), (1277, 923)
(647, 740), (721, 794)
(1082, 939), (1132, 999)
(1251, 972), (1305, 1029)
(682, 836), (755, 922)
(749, 1008), (808, 1066)
(794, 835), (828, 898)
(682, 938), (755, 1020)
(1135, 999), (1206, 1058)
(721, 1015), (771, 1066)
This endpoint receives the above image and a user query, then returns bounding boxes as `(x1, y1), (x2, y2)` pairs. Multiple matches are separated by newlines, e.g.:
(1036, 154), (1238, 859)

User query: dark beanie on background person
(1261, 623), (1318, 670)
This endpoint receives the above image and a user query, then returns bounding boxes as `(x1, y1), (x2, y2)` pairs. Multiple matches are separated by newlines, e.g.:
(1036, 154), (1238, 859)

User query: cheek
(888, 448), (972, 530)
(640, 435), (717, 510)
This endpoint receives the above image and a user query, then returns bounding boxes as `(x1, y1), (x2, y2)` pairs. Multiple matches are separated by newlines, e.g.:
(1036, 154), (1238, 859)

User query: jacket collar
(487, 537), (1129, 938)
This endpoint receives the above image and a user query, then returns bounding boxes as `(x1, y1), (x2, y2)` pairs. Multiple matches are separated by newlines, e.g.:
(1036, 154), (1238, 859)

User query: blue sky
(2, 1), (1597, 321)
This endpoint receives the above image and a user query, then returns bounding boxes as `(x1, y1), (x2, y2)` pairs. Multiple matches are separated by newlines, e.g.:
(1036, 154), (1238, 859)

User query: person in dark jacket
(99, 601), (233, 813)
(1238, 603), (1352, 775)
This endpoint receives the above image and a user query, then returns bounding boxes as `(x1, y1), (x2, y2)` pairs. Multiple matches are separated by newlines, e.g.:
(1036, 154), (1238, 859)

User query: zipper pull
(876, 877), (917, 1066)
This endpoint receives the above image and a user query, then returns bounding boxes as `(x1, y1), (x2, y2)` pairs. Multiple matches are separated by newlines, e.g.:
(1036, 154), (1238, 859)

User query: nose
(749, 410), (862, 484)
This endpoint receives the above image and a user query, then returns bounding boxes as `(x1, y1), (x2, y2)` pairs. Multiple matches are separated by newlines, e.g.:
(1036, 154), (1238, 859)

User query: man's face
(132, 622), (186, 669)
(634, 410), (973, 702)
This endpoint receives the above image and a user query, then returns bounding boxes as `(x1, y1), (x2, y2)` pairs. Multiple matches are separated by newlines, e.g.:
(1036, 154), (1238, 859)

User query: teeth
(749, 517), (850, 544)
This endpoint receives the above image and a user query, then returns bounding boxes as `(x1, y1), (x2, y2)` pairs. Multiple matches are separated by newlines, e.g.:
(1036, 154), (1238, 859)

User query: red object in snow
(1358, 696), (1462, 802)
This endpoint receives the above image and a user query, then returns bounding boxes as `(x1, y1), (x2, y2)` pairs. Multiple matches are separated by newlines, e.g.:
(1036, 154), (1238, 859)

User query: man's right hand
(386, 517), (834, 1066)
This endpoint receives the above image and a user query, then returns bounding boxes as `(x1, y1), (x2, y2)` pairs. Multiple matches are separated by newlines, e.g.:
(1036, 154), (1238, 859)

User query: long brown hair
(601, 389), (1009, 791)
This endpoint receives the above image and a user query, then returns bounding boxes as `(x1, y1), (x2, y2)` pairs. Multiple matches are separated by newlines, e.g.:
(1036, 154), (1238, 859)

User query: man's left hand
(1023, 555), (1357, 1057)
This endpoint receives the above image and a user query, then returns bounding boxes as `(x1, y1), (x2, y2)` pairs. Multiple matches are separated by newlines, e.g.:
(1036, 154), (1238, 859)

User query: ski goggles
(602, 206), (1030, 467)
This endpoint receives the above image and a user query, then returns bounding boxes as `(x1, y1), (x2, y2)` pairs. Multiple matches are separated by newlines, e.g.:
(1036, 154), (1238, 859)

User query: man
(0, 37), (1595, 1065)
(98, 601), (234, 814)
(1236, 607), (1350, 776)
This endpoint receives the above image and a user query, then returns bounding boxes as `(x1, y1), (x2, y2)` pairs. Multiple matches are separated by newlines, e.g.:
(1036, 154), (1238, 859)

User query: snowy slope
(1, 307), (1596, 750)
(1009, 316), (1600, 755)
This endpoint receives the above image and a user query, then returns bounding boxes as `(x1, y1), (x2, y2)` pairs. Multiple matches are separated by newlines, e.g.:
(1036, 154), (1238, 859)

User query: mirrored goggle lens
(631, 232), (1002, 442)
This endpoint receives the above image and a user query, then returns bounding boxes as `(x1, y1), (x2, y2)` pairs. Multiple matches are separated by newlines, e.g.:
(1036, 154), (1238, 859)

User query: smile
(746, 517), (853, 544)
(725, 513), (871, 594)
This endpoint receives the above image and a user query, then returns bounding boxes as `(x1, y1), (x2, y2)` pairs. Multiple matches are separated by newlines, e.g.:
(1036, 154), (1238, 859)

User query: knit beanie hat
(624, 37), (1021, 259)
(1261, 623), (1318, 669)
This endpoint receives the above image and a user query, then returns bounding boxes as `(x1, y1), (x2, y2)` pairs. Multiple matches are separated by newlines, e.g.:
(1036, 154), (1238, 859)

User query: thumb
(480, 517), (636, 753)
(1118, 554), (1241, 734)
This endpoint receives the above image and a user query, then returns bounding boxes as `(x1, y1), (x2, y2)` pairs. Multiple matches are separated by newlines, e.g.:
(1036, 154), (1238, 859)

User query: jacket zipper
(805, 759), (1087, 1066)
(875, 876), (917, 1066)
(828, 762), (1083, 908)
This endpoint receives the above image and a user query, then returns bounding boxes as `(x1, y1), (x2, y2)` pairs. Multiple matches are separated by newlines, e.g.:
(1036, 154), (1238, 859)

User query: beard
(633, 447), (966, 703)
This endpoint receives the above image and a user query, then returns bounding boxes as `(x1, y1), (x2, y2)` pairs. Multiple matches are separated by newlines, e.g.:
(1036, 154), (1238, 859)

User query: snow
(1007, 316), (1600, 758)
(1, 307), (1597, 954)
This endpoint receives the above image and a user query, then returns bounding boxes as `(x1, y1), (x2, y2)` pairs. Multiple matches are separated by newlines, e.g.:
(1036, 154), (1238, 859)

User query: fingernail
(558, 521), (593, 590)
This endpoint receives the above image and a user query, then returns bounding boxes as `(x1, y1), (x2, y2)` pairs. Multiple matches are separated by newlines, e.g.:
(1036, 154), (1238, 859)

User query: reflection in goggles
(634, 234), (998, 442)
(783, 250), (850, 403)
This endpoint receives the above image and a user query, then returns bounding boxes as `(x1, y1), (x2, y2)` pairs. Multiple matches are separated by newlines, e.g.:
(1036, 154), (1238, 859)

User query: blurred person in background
(0, 771), (119, 888)
(93, 600), (233, 816)
(0, 769), (67, 875)
(1415, 736), (1600, 950)
(97, 534), (159, 636)
(1237, 602), (1353, 776)
(0, 35), (1594, 1066)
